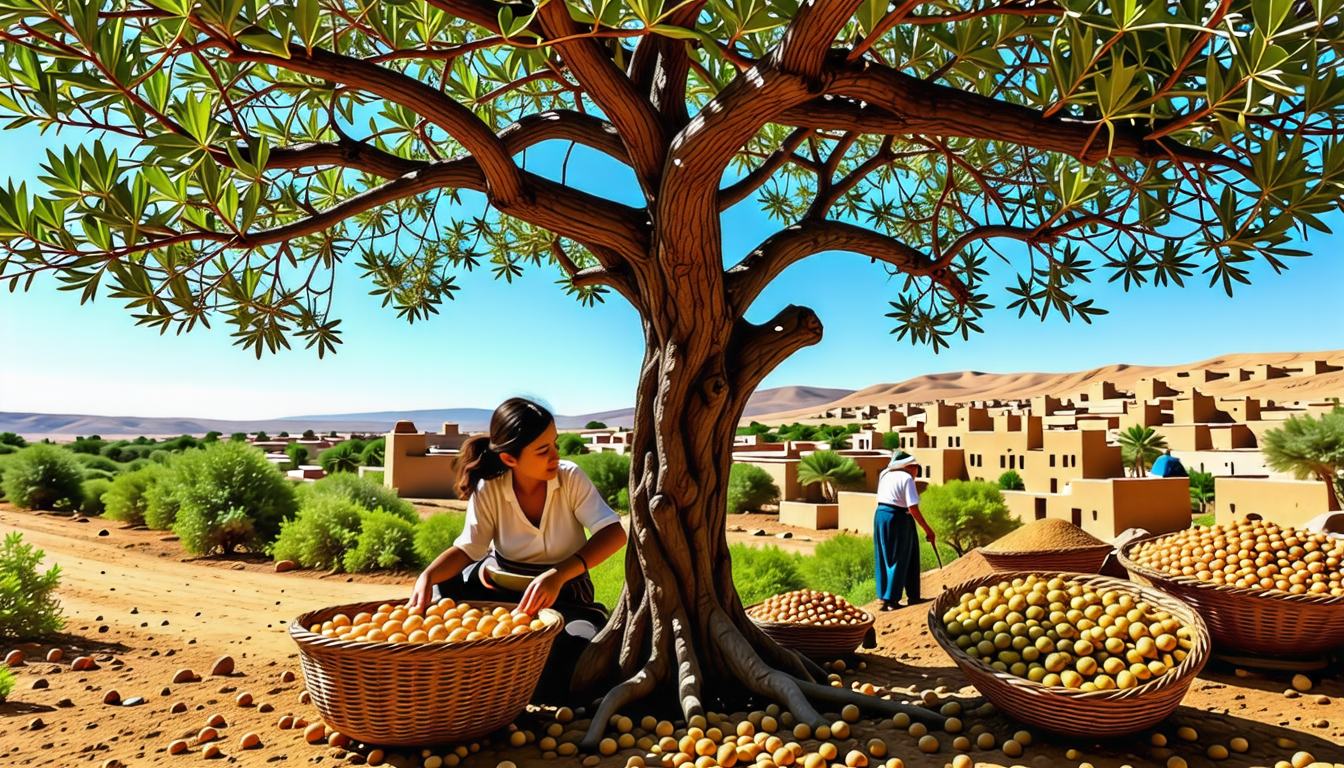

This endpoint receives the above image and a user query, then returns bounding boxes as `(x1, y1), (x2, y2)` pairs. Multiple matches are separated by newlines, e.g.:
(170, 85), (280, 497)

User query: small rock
(101, 759), (121, 768)
(231, 562), (246, 570)
(103, 690), (122, 705)
(280, 670), (296, 683)
(236, 692), (254, 707)
(130, 607), (138, 614)
(171, 701), (187, 713)
(775, 532), (793, 539)
(45, 648), (62, 663)
(29, 717), (45, 730)
(1311, 719), (1329, 728)
(258, 702), (274, 713)
(122, 696), (145, 706)
(161, 687), (171, 696)
(217, 684), (236, 694)
(1316, 695), (1331, 705)
(277, 715), (295, 729)
(298, 690), (311, 704)
(198, 726), (219, 743)
(56, 698), (74, 707)
(751, 529), (767, 536)
(207, 713), (227, 727)
(304, 722), (327, 743)
(98, 529), (109, 536)
(211, 655), (235, 676)
(31, 678), (49, 689)
(202, 743), (221, 759)
(5, 649), (24, 667)
(172, 668), (197, 683)
(169, 739), (189, 755)
(275, 560), (298, 573)
(1292, 674), (1314, 692)
(241, 732), (262, 749)
(72, 656), (98, 671)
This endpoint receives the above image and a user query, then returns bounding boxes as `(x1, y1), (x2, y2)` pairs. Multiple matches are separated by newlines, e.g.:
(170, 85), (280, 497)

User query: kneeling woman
(409, 398), (626, 700)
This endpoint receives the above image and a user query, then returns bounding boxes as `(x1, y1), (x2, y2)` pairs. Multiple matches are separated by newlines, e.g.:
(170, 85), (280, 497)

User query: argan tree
(3, 0), (1343, 741)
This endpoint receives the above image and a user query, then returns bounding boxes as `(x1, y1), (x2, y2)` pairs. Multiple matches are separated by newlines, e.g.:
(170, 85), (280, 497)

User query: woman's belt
(875, 503), (910, 514)
(491, 552), (597, 606)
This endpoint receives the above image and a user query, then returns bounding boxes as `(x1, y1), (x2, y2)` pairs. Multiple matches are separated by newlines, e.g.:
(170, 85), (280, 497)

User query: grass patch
(1192, 513), (1215, 528)
(590, 546), (626, 609)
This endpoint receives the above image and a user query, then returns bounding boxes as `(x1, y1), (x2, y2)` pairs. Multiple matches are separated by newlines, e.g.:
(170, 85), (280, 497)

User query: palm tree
(796, 450), (868, 502)
(1188, 470), (1215, 515)
(1262, 408), (1344, 510)
(1118, 426), (1168, 477)
(318, 442), (363, 474)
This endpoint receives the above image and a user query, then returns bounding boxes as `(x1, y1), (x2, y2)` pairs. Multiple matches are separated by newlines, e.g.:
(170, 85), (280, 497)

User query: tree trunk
(565, 257), (945, 746)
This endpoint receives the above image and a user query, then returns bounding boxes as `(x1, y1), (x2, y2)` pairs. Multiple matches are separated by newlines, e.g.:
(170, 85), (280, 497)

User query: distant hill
(0, 384), (855, 440)
(749, 350), (1344, 423)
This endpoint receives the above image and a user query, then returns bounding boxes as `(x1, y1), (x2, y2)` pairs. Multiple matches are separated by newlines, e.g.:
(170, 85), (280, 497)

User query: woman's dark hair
(455, 398), (555, 499)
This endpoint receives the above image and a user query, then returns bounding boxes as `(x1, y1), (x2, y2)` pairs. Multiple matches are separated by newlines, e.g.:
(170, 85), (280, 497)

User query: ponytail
(454, 397), (555, 500)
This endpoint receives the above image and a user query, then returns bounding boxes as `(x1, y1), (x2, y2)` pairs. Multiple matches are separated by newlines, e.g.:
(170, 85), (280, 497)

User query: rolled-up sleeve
(568, 465), (622, 533)
(451, 491), (494, 561)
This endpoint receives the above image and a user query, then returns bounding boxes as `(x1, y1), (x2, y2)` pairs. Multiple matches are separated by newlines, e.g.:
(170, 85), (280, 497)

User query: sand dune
(750, 350), (1344, 422)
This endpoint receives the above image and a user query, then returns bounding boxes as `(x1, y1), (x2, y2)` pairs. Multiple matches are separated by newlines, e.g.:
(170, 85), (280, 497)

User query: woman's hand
(518, 569), (566, 615)
(408, 569), (436, 612)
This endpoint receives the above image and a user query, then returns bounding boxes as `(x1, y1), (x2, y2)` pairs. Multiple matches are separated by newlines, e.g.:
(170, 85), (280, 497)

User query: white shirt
(876, 467), (920, 508)
(453, 460), (623, 565)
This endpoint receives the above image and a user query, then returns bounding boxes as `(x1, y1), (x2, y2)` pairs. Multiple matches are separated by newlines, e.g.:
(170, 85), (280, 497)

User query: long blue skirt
(874, 503), (921, 603)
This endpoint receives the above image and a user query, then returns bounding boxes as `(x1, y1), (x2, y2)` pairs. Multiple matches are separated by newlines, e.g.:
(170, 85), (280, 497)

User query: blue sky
(0, 124), (1341, 421)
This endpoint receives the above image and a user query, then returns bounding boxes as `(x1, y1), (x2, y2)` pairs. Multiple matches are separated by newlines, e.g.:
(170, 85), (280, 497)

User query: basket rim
(744, 601), (874, 630)
(289, 598), (564, 654)
(927, 570), (1211, 703)
(978, 542), (1114, 557)
(1119, 534), (1344, 607)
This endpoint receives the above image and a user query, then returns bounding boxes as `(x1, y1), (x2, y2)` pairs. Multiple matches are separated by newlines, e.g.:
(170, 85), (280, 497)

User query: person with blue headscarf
(874, 451), (937, 611)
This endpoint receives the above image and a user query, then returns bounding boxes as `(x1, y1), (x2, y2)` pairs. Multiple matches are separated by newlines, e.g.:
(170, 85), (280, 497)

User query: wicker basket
(290, 600), (563, 746)
(747, 603), (874, 658)
(1119, 535), (1344, 655)
(928, 571), (1210, 737)
(977, 544), (1113, 574)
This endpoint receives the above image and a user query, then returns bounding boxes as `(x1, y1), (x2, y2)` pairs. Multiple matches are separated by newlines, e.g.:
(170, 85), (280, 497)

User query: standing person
(874, 451), (937, 611)
(408, 397), (627, 701)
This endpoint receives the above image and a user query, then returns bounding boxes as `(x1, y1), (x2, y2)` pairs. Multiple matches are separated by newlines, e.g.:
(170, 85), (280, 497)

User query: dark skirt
(874, 503), (921, 603)
(432, 552), (609, 704)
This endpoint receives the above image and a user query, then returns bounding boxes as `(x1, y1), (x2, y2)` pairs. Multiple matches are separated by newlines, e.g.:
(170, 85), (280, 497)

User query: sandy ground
(2, 504), (1342, 768)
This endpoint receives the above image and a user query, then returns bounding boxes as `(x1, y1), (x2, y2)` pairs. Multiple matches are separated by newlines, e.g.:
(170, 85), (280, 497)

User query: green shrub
(557, 433), (588, 457)
(308, 473), (416, 523)
(79, 478), (112, 516)
(589, 546), (626, 609)
(799, 534), (873, 598)
(1192, 513), (1215, 528)
(0, 665), (13, 700)
(203, 431), (222, 443)
(1, 444), (86, 510)
(318, 441), (363, 474)
(149, 449), (172, 464)
(68, 436), (107, 455)
(567, 453), (631, 511)
(271, 495), (365, 571)
(0, 531), (64, 639)
(996, 470), (1025, 491)
(81, 468), (118, 483)
(845, 577), (879, 607)
(102, 465), (164, 525)
(919, 480), (1022, 556)
(726, 463), (780, 513)
(0, 432), (26, 447)
(0, 443), (17, 455)
(360, 438), (385, 467)
(585, 421), (607, 429)
(143, 475), (181, 530)
(343, 510), (419, 572)
(413, 512), (467, 568)
(162, 441), (298, 555)
(730, 544), (805, 606)
(76, 454), (122, 475)
(285, 443), (311, 469)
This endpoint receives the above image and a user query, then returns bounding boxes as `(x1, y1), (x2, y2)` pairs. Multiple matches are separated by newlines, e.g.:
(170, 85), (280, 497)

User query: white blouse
(876, 468), (921, 508)
(452, 460), (623, 565)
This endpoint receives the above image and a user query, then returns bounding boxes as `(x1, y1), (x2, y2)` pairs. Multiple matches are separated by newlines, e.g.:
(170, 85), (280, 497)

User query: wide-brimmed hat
(888, 450), (919, 469)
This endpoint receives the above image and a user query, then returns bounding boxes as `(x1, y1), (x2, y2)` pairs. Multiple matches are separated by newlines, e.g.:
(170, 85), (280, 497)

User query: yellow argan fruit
(818, 744), (838, 761)
(830, 722), (850, 740)
(1176, 726), (1197, 742)
(618, 716), (635, 733)
(943, 718), (962, 734)
(556, 707), (574, 723)
(1290, 752), (1316, 768)
(792, 724), (810, 740)
(761, 716), (778, 733)
(892, 713), (910, 729)
(1207, 745), (1229, 761)
(1002, 740), (1022, 758)
(803, 755), (825, 768)
(952, 756), (972, 768)
(917, 735), (939, 754)
(867, 740), (886, 758)
(940, 702), (961, 717)
(841, 705), (861, 723)
(1229, 737), (1249, 753)
(1013, 731), (1032, 747)
(951, 736), (970, 751)
(599, 739), (619, 756)
(976, 733), (995, 750)
(738, 721), (756, 738)
(1166, 758), (1187, 768)
(845, 751), (867, 767)
(908, 723), (927, 739)
(509, 731), (527, 748)
(815, 725), (832, 740)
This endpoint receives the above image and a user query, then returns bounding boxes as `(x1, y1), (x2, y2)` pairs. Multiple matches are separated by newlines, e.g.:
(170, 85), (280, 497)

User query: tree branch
(776, 0), (868, 80)
(224, 38), (529, 203)
(817, 65), (1255, 181)
(627, 2), (706, 128)
(728, 305), (824, 401)
(724, 219), (969, 315)
(255, 138), (427, 178)
(537, 0), (667, 188)
(719, 127), (812, 210)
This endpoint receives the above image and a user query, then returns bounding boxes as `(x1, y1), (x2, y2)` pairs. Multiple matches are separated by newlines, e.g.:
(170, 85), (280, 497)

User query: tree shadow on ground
(5, 633), (134, 658)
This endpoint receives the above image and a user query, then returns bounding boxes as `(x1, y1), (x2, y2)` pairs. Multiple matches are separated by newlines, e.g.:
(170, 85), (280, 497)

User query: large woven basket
(1119, 535), (1344, 655)
(928, 571), (1210, 737)
(977, 543), (1113, 574)
(290, 600), (563, 746)
(747, 603), (874, 658)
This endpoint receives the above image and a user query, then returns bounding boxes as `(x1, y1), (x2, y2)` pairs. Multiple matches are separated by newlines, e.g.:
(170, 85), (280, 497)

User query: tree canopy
(0, 0), (1341, 357)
